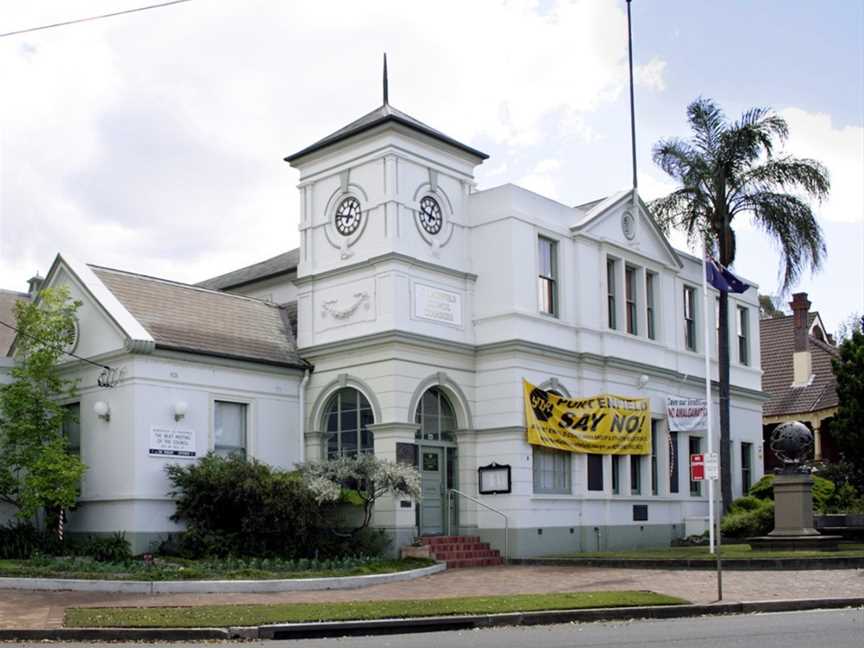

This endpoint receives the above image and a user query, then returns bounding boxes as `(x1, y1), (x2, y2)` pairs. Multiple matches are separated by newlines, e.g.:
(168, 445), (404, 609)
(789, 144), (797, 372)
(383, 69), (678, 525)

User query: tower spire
(383, 52), (389, 105)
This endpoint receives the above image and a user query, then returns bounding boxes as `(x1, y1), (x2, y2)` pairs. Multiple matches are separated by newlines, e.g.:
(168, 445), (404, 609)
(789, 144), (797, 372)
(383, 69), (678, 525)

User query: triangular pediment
(571, 190), (683, 269)
(39, 254), (155, 362)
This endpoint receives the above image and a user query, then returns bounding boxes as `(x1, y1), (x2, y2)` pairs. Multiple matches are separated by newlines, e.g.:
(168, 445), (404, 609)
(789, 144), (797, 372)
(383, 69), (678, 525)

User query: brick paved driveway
(1, 565), (862, 629)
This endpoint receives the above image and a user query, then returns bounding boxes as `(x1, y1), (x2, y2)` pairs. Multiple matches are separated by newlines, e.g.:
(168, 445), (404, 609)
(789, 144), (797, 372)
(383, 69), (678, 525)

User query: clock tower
(284, 58), (488, 351)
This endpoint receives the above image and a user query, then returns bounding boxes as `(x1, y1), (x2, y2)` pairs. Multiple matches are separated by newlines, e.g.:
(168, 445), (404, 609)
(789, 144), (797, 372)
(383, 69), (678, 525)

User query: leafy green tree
(0, 286), (86, 520)
(650, 98), (830, 512)
(831, 320), (864, 491)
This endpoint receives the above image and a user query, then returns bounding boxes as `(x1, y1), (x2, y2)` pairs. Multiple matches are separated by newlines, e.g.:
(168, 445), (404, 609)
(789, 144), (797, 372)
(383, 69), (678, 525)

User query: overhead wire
(0, 0), (195, 39)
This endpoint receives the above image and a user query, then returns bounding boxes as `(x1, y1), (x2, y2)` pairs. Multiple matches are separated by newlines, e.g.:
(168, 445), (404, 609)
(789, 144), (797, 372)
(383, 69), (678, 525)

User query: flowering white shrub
(301, 455), (421, 535)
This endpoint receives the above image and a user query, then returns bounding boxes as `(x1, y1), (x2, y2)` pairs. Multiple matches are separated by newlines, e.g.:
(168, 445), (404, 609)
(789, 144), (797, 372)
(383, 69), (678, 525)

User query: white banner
(666, 397), (707, 432)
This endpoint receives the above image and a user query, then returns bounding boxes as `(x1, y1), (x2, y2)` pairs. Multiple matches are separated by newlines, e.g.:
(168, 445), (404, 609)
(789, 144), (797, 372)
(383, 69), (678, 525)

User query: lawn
(548, 543), (864, 561)
(65, 591), (687, 628)
(0, 556), (436, 581)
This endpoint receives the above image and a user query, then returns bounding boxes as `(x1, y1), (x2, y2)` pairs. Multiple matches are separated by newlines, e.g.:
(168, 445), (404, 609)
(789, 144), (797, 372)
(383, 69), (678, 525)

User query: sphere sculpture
(769, 421), (813, 473)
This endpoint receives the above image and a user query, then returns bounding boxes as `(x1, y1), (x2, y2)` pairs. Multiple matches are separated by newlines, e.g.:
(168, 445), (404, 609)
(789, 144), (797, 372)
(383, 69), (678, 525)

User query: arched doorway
(415, 387), (458, 535)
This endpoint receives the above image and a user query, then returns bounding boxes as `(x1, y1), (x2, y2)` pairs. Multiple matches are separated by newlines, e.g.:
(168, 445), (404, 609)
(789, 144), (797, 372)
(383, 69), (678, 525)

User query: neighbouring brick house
(760, 292), (840, 472)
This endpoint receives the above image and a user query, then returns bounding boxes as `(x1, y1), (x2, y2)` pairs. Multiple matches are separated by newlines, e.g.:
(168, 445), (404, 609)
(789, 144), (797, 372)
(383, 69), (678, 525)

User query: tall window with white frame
(611, 455), (620, 494)
(650, 420), (659, 495)
(325, 388), (374, 458)
(607, 258), (617, 330)
(669, 431), (679, 494)
(630, 454), (642, 495)
(646, 271), (656, 340)
(538, 237), (558, 317)
(587, 454), (604, 492)
(684, 286), (697, 351)
(741, 442), (753, 493)
(533, 446), (571, 494)
(625, 265), (638, 335)
(62, 402), (81, 457)
(737, 306), (750, 365)
(214, 401), (247, 458)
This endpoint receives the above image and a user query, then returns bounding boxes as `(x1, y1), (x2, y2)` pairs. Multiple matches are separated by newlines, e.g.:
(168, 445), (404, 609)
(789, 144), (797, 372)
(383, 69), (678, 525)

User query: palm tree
(650, 98), (829, 512)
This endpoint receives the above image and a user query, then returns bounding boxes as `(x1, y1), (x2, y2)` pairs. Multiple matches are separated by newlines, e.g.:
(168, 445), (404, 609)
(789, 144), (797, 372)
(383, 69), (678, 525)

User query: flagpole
(701, 240), (715, 554)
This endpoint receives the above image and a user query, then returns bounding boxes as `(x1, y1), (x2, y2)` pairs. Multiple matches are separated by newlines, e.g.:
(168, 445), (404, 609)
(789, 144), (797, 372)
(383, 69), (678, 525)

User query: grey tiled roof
(91, 266), (305, 369)
(196, 248), (300, 291)
(760, 313), (839, 418)
(284, 103), (489, 162)
(0, 289), (30, 356)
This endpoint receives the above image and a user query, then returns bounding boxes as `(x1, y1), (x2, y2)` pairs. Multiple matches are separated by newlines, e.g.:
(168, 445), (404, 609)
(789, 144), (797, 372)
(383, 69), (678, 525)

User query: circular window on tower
(334, 197), (363, 236)
(418, 196), (443, 235)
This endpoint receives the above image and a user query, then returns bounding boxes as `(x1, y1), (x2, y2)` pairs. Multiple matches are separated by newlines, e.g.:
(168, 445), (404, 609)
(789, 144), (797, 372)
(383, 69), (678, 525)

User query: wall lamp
(638, 374), (650, 389)
(93, 401), (111, 422)
(173, 401), (188, 422)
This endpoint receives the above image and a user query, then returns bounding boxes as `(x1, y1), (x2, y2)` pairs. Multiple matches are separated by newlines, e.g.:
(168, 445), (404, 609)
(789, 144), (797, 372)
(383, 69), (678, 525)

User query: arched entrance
(414, 386), (458, 535)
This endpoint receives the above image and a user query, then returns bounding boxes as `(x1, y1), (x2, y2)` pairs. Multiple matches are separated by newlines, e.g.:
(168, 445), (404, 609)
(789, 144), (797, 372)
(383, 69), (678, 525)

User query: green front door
(420, 447), (444, 534)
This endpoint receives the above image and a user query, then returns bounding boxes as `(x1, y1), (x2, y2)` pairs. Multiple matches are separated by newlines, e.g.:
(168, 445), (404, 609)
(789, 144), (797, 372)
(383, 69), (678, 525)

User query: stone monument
(750, 421), (841, 550)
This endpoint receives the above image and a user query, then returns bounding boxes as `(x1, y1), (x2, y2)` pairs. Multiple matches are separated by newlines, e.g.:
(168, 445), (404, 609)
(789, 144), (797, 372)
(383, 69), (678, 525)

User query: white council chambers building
(18, 91), (765, 557)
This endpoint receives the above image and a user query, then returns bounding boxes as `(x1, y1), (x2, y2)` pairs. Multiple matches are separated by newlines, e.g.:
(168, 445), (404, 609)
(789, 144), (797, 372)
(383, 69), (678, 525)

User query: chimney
(789, 292), (812, 386)
(27, 273), (43, 298)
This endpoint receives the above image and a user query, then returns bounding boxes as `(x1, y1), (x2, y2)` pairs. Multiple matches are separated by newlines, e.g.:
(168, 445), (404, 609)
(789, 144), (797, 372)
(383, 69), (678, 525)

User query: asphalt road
(4, 608), (863, 647)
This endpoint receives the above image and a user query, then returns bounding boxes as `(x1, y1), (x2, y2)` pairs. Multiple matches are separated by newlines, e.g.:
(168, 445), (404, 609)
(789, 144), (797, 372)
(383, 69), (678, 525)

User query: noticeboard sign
(149, 427), (196, 458)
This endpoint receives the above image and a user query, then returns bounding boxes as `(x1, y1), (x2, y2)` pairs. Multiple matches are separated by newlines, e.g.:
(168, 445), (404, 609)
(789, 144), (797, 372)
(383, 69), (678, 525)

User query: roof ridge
(196, 248), (299, 287)
(89, 265), (283, 309)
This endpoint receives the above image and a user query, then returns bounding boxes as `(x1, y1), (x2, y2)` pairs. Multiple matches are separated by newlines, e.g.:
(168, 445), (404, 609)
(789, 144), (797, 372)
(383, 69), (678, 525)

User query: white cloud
(779, 108), (864, 224)
(635, 57), (667, 92)
(518, 159), (562, 199)
(0, 0), (646, 288)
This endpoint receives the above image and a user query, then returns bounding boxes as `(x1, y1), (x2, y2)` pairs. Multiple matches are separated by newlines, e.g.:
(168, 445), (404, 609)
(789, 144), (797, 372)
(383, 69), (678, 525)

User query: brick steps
(419, 535), (503, 568)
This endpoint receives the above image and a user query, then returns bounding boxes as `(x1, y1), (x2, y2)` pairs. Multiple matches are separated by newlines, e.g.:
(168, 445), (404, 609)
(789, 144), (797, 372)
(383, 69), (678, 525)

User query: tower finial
(383, 52), (389, 105)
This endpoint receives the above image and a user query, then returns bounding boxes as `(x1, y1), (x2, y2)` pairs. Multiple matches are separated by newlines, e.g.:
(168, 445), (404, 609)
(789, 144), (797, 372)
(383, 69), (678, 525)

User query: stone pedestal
(750, 473), (841, 551)
(769, 473), (819, 537)
(369, 422), (420, 555)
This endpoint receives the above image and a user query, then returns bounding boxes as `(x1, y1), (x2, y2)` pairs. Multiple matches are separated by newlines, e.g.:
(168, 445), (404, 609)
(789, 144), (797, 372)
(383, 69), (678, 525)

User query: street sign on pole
(690, 453), (705, 481)
(704, 452), (719, 480)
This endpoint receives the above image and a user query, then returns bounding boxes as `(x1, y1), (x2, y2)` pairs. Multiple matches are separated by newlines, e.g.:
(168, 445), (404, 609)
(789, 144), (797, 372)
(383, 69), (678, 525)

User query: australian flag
(706, 257), (749, 293)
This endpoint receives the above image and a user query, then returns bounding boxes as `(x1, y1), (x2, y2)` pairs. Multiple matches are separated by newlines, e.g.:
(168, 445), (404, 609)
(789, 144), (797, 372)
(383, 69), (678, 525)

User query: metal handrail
(446, 488), (509, 561)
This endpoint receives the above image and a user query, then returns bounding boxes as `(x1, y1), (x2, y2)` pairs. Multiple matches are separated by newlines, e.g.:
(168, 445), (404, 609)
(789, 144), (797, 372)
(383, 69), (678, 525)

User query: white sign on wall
(149, 427), (196, 458)
(666, 397), (708, 432)
(414, 283), (463, 327)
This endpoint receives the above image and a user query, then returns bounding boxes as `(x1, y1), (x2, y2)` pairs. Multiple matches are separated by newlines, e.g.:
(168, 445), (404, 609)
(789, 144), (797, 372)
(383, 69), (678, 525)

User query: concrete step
(431, 550), (500, 560)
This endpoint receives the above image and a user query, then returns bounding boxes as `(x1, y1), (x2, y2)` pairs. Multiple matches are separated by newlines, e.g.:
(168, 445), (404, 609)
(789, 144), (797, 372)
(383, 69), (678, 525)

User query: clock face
(418, 196), (443, 235)
(334, 197), (362, 236)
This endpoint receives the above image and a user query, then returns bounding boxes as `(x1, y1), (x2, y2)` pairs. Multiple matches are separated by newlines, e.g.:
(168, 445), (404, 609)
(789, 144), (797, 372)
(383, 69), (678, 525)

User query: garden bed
(0, 556), (436, 581)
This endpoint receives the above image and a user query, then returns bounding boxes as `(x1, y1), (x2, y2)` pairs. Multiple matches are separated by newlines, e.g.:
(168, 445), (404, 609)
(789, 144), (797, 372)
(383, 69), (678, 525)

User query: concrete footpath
(0, 565), (861, 638)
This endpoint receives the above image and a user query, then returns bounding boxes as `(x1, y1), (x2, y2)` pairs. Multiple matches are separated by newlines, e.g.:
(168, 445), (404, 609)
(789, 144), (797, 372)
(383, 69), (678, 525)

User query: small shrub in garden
(75, 532), (132, 563)
(166, 453), (328, 558)
(721, 497), (774, 537)
(0, 522), (61, 559)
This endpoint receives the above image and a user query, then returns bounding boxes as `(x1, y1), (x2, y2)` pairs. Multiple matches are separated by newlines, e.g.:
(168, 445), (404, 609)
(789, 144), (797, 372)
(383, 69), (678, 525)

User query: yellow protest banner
(524, 380), (650, 455)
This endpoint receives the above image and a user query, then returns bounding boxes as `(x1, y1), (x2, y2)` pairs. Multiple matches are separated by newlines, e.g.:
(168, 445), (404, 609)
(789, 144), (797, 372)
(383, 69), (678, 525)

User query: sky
(0, 0), (862, 334)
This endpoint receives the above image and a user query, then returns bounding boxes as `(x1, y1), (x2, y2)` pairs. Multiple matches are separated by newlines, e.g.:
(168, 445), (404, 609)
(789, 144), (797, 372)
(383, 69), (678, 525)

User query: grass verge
(65, 591), (686, 628)
(0, 557), (436, 581)
(549, 543), (864, 561)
